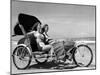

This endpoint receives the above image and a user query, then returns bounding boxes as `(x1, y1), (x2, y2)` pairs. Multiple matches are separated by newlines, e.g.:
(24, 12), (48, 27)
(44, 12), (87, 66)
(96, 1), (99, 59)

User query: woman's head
(32, 22), (41, 31)
(37, 23), (42, 33)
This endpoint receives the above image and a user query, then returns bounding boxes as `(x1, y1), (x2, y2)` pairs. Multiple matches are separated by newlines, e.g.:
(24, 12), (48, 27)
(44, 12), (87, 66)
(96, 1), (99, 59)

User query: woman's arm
(36, 37), (52, 51)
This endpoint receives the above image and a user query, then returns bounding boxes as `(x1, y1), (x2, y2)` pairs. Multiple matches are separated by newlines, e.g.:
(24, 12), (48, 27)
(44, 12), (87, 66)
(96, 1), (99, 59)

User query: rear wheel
(12, 45), (32, 70)
(33, 52), (49, 64)
(73, 44), (93, 67)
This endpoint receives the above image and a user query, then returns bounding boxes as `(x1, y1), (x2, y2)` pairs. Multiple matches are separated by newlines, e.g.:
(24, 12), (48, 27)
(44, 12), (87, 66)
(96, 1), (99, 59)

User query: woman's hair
(31, 22), (41, 31)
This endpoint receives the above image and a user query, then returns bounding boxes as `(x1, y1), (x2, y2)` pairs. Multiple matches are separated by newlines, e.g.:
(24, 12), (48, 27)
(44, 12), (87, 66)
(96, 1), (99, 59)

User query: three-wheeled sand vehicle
(12, 13), (93, 70)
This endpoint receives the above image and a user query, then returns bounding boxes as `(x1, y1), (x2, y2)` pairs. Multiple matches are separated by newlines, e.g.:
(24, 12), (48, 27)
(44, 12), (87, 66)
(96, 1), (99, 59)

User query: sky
(11, 1), (95, 39)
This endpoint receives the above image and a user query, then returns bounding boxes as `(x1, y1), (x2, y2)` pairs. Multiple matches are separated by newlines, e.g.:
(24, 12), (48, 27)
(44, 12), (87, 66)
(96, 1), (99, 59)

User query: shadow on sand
(27, 61), (77, 70)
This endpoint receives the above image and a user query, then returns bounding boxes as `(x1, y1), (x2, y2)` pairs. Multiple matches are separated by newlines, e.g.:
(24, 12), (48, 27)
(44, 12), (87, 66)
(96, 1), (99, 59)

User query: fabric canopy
(13, 13), (41, 35)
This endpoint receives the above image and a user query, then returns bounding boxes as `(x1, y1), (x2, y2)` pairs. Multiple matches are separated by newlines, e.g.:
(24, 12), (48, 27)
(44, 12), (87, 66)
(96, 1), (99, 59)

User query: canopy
(13, 13), (41, 35)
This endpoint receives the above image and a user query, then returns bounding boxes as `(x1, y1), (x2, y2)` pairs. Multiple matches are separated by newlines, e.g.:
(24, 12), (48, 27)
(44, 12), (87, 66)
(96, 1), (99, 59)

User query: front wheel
(73, 44), (93, 67)
(12, 45), (32, 70)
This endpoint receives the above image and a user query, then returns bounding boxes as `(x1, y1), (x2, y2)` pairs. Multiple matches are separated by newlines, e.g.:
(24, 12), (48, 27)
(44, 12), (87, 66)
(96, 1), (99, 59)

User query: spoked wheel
(73, 44), (93, 67)
(33, 52), (49, 64)
(12, 45), (32, 70)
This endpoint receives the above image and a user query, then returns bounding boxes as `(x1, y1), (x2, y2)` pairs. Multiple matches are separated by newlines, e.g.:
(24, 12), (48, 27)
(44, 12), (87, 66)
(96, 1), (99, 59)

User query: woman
(27, 22), (52, 52)
(42, 24), (53, 44)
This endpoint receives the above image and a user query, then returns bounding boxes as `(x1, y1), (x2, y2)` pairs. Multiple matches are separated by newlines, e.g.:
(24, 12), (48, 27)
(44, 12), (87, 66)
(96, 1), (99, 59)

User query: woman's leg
(42, 45), (52, 52)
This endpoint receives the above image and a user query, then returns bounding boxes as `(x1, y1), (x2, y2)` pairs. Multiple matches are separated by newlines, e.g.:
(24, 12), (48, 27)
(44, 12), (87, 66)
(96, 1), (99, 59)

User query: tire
(73, 44), (93, 67)
(12, 45), (32, 70)
(33, 52), (49, 64)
